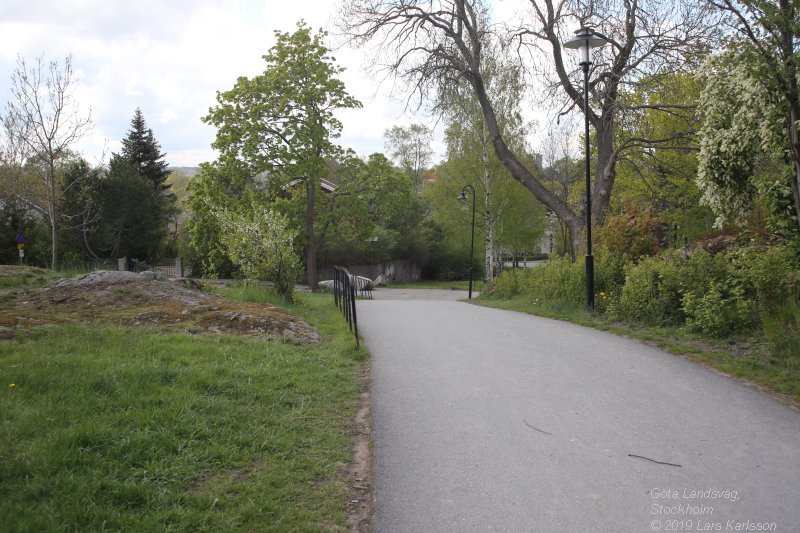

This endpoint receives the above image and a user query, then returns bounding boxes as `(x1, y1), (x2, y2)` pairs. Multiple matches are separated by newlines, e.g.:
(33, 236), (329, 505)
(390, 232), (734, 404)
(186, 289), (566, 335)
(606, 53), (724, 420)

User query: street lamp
(563, 27), (607, 310)
(370, 235), (378, 270)
(458, 184), (476, 299)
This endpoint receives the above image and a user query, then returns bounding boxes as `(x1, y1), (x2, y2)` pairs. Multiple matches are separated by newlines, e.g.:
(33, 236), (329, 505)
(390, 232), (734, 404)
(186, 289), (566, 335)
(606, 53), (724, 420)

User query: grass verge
(0, 280), (366, 532)
(386, 279), (485, 292)
(475, 295), (800, 407)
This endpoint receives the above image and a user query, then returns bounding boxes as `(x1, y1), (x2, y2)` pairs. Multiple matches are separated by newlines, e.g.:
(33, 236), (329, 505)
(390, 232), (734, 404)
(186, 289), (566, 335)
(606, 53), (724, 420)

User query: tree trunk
(49, 160), (58, 271)
(485, 218), (494, 283)
(305, 176), (319, 291)
(593, 113), (616, 227)
(481, 121), (494, 283)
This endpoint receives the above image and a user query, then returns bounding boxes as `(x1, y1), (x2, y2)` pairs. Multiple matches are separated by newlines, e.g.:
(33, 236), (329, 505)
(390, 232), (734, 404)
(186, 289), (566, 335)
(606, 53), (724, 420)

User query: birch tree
(1, 55), (92, 269)
(437, 49), (531, 281)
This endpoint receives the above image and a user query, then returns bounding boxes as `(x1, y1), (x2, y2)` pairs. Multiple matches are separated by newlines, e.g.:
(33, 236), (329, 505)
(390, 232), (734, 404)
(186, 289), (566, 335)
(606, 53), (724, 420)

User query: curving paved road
(359, 289), (800, 532)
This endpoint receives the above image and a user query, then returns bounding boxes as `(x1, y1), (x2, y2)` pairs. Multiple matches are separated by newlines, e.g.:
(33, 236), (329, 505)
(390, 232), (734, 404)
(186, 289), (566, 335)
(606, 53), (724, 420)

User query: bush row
(489, 243), (799, 341)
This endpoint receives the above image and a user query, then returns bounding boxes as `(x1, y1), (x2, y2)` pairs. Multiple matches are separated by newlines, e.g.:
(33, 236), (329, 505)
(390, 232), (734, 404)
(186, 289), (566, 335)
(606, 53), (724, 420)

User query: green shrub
(521, 255), (584, 306)
(682, 281), (758, 337)
(763, 296), (800, 366)
(731, 245), (798, 312)
(489, 268), (523, 298)
(490, 251), (633, 311)
(596, 202), (662, 262)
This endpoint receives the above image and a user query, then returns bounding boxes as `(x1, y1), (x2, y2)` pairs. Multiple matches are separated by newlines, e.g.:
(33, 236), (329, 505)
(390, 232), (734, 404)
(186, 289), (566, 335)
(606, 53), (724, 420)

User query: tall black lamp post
(563, 27), (607, 310)
(458, 184), (476, 299)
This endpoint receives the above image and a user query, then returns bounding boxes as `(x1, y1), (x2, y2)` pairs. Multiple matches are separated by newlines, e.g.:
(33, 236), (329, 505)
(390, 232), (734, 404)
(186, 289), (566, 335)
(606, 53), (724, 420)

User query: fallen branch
(628, 454), (682, 467)
(523, 419), (552, 435)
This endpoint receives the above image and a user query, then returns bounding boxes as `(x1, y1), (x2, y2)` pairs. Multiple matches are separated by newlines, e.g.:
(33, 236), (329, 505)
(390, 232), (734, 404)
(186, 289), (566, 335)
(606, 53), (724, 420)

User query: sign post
(16, 231), (24, 265)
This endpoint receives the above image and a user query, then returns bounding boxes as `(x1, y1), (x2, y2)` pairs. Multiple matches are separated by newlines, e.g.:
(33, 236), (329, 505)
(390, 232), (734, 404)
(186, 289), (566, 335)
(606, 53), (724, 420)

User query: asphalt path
(358, 289), (800, 533)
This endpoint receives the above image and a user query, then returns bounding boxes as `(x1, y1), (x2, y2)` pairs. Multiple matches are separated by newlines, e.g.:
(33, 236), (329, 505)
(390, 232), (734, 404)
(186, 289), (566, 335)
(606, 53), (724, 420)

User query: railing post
(332, 266), (359, 347)
(350, 281), (359, 349)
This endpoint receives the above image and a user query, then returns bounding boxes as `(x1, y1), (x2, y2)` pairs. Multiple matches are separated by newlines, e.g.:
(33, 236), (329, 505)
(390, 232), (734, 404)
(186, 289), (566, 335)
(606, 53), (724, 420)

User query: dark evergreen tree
(120, 108), (174, 199)
(92, 155), (171, 260)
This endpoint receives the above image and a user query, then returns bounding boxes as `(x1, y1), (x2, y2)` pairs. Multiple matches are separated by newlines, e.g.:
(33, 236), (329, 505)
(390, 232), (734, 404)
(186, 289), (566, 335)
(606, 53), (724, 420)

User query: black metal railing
(333, 266), (359, 348)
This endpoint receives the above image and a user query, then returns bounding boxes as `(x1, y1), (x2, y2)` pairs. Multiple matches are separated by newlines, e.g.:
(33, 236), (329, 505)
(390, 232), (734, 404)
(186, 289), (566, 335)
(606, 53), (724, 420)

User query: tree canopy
(201, 21), (361, 289)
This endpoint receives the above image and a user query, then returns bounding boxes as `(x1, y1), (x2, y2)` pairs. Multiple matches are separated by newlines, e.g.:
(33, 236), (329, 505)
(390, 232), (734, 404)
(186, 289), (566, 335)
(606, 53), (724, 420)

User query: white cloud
(0, 0), (558, 168)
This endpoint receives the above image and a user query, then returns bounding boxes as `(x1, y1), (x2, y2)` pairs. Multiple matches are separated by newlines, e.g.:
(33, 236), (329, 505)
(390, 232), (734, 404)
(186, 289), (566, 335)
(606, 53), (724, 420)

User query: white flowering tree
(698, 1), (800, 232)
(214, 206), (300, 300)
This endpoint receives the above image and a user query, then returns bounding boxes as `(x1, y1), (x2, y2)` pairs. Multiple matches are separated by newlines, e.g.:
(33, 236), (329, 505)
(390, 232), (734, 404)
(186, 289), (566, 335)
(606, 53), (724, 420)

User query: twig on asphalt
(628, 454), (682, 467)
(523, 420), (552, 435)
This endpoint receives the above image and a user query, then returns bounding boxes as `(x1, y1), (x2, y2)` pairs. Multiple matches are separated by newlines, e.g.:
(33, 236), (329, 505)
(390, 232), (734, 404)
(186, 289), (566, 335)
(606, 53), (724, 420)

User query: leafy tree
(698, 1), (800, 232)
(318, 152), (416, 265)
(186, 161), (251, 277)
(203, 22), (361, 289)
(612, 72), (715, 245)
(58, 155), (175, 263)
(214, 204), (300, 300)
(384, 124), (433, 192)
(120, 108), (173, 198)
(58, 158), (104, 260)
(0, 55), (92, 269)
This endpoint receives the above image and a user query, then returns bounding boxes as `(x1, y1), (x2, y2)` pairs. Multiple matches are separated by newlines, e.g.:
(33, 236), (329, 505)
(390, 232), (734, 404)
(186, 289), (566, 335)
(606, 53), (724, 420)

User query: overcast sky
(0, 0), (561, 168)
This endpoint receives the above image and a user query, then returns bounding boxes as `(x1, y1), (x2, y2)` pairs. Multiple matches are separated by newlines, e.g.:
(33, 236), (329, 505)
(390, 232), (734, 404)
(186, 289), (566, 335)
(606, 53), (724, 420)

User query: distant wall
(316, 259), (421, 283)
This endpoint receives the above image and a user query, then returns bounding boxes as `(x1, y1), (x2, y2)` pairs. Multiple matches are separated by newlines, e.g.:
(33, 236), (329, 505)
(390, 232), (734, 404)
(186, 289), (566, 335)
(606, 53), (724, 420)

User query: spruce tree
(120, 108), (173, 199)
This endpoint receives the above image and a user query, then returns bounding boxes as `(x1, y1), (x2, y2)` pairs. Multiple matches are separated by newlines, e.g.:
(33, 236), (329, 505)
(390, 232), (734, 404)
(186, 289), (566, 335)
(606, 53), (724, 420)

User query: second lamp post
(563, 27), (607, 310)
(458, 184), (476, 299)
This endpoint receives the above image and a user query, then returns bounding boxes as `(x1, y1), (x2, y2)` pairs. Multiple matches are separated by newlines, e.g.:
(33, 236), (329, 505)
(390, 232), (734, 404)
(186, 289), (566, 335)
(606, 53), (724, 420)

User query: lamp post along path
(458, 185), (476, 299)
(563, 27), (607, 310)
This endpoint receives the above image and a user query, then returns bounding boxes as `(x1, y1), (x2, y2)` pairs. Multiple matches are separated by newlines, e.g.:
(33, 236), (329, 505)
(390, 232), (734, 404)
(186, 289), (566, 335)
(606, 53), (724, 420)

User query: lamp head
(457, 191), (467, 201)
(563, 27), (607, 64)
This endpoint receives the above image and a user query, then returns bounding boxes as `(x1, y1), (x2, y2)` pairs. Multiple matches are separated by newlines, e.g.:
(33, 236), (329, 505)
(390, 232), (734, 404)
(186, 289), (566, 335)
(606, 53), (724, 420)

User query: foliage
(339, 0), (722, 253)
(681, 280), (757, 337)
(489, 255), (585, 309)
(318, 151), (416, 265)
(203, 22), (361, 289)
(214, 206), (301, 301)
(696, 49), (791, 228)
(763, 297), (800, 365)
(186, 161), (250, 277)
(120, 108), (174, 199)
(697, 0), (800, 233)
(423, 243), (483, 282)
(490, 240), (798, 341)
(612, 72), (715, 245)
(0, 54), (92, 269)
(611, 250), (725, 326)
(59, 156), (173, 261)
(596, 202), (663, 263)
(0, 196), (49, 266)
(383, 123), (433, 191)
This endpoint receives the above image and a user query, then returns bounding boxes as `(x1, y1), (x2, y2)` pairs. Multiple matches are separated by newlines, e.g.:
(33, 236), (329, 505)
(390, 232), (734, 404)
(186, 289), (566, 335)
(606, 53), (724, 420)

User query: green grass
(0, 286), (365, 532)
(475, 295), (800, 405)
(386, 279), (485, 292)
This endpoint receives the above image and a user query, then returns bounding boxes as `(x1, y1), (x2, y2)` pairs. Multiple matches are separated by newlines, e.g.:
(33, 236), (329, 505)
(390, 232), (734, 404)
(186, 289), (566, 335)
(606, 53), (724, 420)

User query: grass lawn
(474, 295), (800, 406)
(0, 276), (366, 532)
